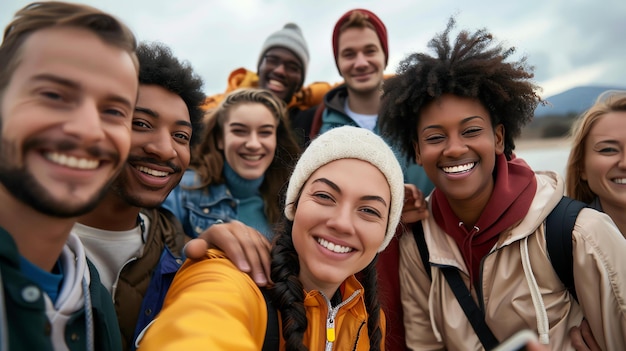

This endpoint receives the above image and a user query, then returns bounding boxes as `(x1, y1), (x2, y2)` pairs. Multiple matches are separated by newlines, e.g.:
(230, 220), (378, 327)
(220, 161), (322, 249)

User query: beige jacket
(400, 171), (626, 350)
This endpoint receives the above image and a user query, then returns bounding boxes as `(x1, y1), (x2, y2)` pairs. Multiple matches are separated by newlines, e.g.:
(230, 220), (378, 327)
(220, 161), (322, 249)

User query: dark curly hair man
(136, 42), (205, 146)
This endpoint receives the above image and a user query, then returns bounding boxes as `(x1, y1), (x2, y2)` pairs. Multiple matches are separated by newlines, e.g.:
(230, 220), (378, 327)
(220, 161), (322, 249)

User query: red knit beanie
(332, 9), (388, 68)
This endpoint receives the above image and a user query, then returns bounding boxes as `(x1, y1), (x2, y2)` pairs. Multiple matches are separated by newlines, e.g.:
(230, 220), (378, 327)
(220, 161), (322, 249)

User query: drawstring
(459, 222), (480, 287)
(82, 276), (94, 351)
(0, 268), (7, 351)
(520, 237), (550, 344)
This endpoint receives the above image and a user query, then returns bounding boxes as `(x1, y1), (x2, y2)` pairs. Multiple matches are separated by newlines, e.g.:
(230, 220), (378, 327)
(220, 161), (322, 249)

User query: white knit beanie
(284, 126), (404, 252)
(257, 23), (309, 82)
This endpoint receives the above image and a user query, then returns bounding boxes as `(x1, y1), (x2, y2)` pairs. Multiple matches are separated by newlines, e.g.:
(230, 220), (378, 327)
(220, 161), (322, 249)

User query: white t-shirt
(73, 212), (150, 294)
(345, 99), (378, 131)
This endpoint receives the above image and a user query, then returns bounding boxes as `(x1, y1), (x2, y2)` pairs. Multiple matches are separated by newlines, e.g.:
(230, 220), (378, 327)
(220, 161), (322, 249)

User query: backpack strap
(308, 103), (325, 140)
(441, 267), (500, 350)
(413, 222), (500, 348)
(545, 196), (587, 302)
(411, 222), (431, 280)
(411, 196), (586, 348)
(261, 287), (279, 351)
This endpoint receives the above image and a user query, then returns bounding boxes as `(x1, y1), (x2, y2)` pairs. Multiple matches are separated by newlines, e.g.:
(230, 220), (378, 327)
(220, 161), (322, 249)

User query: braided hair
(269, 219), (383, 350)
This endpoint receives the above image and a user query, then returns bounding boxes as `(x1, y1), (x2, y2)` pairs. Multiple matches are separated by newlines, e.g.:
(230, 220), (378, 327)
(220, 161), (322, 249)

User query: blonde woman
(566, 90), (626, 235)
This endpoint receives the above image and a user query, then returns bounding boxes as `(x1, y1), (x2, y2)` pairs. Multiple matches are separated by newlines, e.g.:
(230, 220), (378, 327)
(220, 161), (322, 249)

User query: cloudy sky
(2, 0), (624, 98)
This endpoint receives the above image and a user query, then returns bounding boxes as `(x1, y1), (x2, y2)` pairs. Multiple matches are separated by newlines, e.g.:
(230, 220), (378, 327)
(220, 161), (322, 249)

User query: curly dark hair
(379, 18), (542, 160)
(269, 218), (382, 351)
(136, 42), (206, 146)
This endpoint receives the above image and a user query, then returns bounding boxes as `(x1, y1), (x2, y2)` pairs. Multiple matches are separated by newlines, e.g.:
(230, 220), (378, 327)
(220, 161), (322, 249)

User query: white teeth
(613, 178), (626, 184)
(242, 155), (262, 161)
(442, 162), (475, 174)
(317, 238), (353, 254)
(45, 152), (99, 170)
(137, 166), (168, 177)
(268, 79), (285, 88)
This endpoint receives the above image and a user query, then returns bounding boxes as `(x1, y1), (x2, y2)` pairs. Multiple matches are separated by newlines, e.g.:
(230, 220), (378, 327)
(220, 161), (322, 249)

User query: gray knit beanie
(257, 23), (309, 82)
(284, 126), (404, 252)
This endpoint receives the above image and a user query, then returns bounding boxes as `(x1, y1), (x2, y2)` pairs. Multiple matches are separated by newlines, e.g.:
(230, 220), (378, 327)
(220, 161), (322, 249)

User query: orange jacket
(202, 67), (334, 112)
(137, 249), (385, 350)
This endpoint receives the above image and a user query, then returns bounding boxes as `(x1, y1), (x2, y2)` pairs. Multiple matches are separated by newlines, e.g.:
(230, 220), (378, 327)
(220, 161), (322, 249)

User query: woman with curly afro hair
(380, 18), (626, 350)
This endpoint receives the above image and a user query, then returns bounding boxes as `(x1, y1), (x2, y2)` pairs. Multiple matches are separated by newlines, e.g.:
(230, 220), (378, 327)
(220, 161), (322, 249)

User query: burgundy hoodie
(431, 154), (537, 283)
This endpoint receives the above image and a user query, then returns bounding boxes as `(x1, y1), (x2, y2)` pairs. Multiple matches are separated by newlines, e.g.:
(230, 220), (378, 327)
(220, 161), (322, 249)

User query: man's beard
(108, 156), (182, 210)
(109, 174), (162, 210)
(0, 138), (117, 218)
(0, 165), (113, 218)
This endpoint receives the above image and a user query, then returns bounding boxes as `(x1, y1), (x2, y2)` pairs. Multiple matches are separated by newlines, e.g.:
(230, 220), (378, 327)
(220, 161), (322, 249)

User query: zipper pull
(326, 318), (336, 342)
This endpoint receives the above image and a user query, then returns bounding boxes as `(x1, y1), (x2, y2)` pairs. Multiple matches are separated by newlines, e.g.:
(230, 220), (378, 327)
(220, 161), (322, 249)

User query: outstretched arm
(137, 252), (267, 350)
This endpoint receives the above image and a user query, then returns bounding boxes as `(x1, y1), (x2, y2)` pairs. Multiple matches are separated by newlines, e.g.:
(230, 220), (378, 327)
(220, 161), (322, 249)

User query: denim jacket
(162, 170), (238, 238)
(131, 246), (182, 351)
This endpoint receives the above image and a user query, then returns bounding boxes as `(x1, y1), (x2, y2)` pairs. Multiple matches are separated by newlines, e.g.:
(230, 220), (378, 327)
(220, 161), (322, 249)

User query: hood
(502, 170), (564, 243)
(322, 84), (349, 115)
(431, 154), (538, 282)
(46, 232), (91, 349)
(423, 165), (564, 271)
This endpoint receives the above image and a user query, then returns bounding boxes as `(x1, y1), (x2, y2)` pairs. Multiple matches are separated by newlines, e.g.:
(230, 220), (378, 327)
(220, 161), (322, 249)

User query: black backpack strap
(441, 268), (500, 350)
(413, 222), (499, 348)
(411, 222), (431, 280)
(545, 196), (587, 302)
(411, 197), (586, 348)
(261, 287), (279, 351)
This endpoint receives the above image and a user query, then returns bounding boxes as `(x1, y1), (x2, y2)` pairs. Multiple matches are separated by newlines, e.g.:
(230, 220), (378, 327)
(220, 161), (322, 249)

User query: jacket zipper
(321, 289), (361, 351)
(111, 216), (148, 302)
(477, 254), (487, 312)
(477, 239), (505, 312)
(111, 257), (137, 302)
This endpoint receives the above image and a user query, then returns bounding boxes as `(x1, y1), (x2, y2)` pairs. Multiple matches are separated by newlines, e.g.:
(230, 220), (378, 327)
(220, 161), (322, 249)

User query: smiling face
(110, 84), (191, 208)
(292, 158), (389, 296)
(415, 94), (504, 210)
(218, 102), (278, 180)
(337, 27), (385, 95)
(0, 26), (137, 217)
(582, 111), (626, 213)
(257, 47), (303, 103)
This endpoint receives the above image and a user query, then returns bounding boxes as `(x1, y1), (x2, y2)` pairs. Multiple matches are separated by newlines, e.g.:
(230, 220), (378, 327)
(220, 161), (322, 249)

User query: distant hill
(535, 85), (626, 117)
(522, 85), (626, 139)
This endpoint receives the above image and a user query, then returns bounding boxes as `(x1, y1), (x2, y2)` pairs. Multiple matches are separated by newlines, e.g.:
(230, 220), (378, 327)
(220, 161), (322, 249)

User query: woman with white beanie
(138, 126), (409, 350)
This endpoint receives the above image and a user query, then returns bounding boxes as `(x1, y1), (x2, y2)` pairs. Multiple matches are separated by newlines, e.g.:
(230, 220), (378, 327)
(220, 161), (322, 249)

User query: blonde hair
(565, 90), (626, 202)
